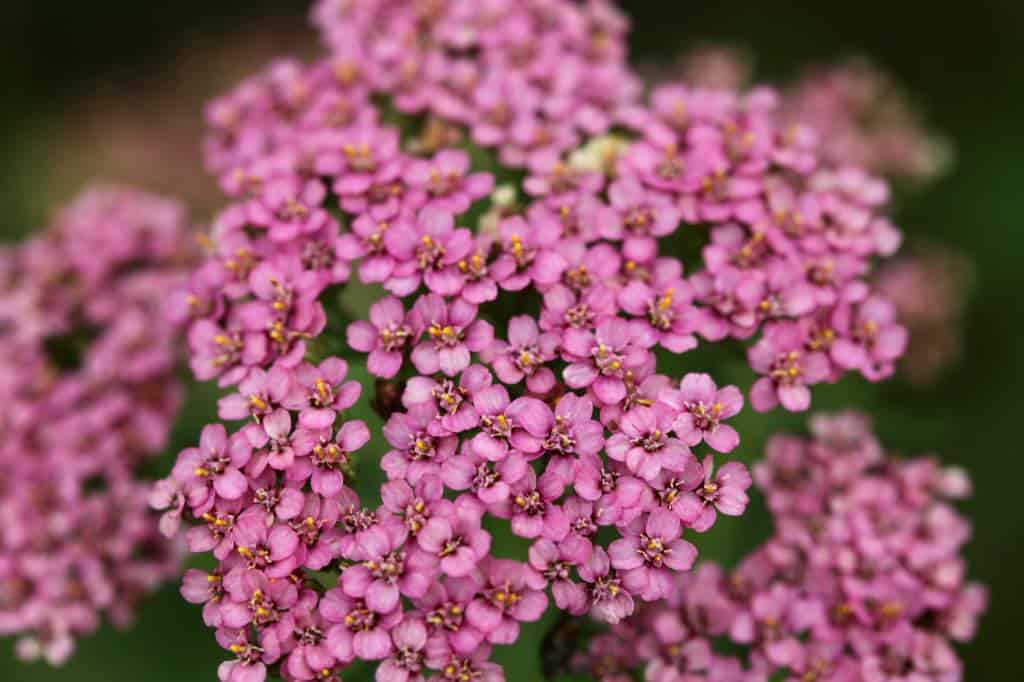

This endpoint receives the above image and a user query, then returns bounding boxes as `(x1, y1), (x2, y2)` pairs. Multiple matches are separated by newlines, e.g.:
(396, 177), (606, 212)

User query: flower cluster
(874, 246), (973, 385)
(158, 1), (924, 680)
(308, 0), (641, 168)
(203, 0), (639, 195)
(782, 59), (951, 185)
(669, 44), (753, 92)
(617, 79), (908, 406)
(572, 412), (987, 682)
(0, 186), (191, 664)
(653, 49), (947, 187)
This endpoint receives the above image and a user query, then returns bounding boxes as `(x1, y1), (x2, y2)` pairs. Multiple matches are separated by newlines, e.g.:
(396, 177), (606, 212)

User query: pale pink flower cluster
(658, 48), (947, 186)
(873, 246), (973, 384)
(572, 412), (986, 682)
(0, 186), (191, 664)
(783, 59), (951, 184)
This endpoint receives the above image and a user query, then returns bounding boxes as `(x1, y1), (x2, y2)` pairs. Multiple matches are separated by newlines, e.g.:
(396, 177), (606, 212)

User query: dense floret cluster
(658, 49), (948, 186)
(151, 2), (928, 681)
(0, 186), (191, 664)
(782, 59), (950, 185)
(873, 247), (972, 384)
(571, 412), (986, 682)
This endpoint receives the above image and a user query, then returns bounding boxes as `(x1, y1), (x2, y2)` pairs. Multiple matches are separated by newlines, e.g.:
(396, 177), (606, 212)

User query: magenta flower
(414, 579), (486, 655)
(337, 214), (397, 284)
(562, 317), (650, 405)
(404, 148), (495, 213)
(442, 446), (530, 507)
(402, 364), (492, 436)
(220, 568), (301, 633)
(334, 156), (409, 221)
(317, 125), (401, 201)
(340, 527), (432, 613)
(748, 322), (831, 412)
(560, 495), (602, 551)
(186, 506), (240, 560)
(683, 456), (752, 532)
(481, 315), (559, 393)
(290, 357), (362, 428)
(540, 281), (618, 335)
(523, 151), (603, 200)
(599, 364), (673, 426)
(618, 134), (689, 193)
(617, 277), (699, 353)
(380, 475), (445, 538)
(643, 612), (713, 680)
(831, 296), (908, 380)
(467, 72), (535, 149)
(232, 510), (301, 578)
(381, 410), (458, 484)
(683, 154), (764, 225)
(173, 424), (251, 507)
(217, 364), (295, 423)
(246, 259), (323, 323)
(409, 294), (494, 377)
(291, 419), (370, 498)
(689, 267), (759, 342)
(538, 393), (605, 484)
(608, 511), (697, 601)
(376, 616), (429, 682)
(577, 547), (635, 624)
(802, 252), (868, 308)
(347, 296), (417, 379)
(453, 239), (499, 305)
(489, 215), (567, 291)
(216, 630), (269, 682)
(729, 584), (805, 668)
(645, 461), (706, 526)
(466, 559), (547, 645)
(158, 4), (979, 679)
(665, 372), (743, 453)
(418, 503), (492, 578)
(574, 452), (648, 527)
(603, 176), (681, 261)
(528, 193), (619, 246)
(702, 223), (776, 274)
(245, 176), (330, 241)
(502, 468), (569, 541)
(321, 589), (401, 662)
(290, 494), (345, 570)
(528, 538), (589, 615)
(188, 319), (267, 385)
(247, 408), (299, 471)
(282, 609), (337, 681)
(251, 482), (304, 523)
(750, 261), (819, 325)
(606, 405), (696, 482)
(151, 477), (186, 538)
(468, 385), (551, 462)
(180, 568), (227, 628)
(424, 641), (505, 682)
(384, 208), (473, 297)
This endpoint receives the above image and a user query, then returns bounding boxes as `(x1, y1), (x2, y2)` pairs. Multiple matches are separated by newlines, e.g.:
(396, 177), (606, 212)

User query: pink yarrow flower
(665, 372), (743, 453)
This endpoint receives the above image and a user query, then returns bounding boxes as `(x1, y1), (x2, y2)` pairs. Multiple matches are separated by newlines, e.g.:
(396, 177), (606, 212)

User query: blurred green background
(1, 1), (1021, 680)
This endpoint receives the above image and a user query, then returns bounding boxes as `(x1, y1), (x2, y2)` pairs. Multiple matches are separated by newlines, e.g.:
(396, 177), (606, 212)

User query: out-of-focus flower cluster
(572, 411), (987, 682)
(782, 59), (951, 185)
(0, 186), (192, 664)
(155, 1), (923, 680)
(662, 50), (949, 187)
(874, 246), (973, 385)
